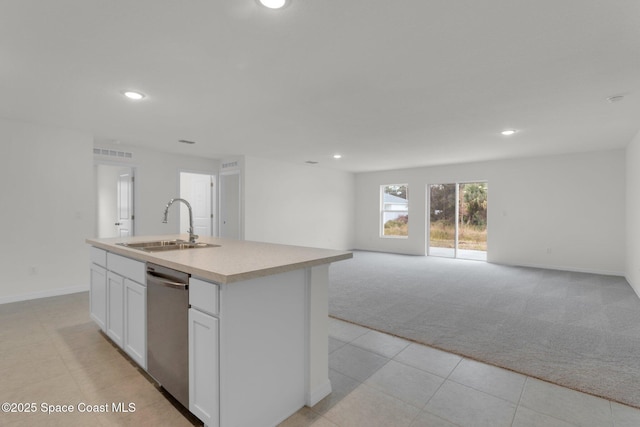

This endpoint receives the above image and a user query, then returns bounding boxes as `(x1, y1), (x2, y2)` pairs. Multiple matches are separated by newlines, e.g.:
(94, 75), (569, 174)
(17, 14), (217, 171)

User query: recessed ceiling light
(122, 90), (145, 100)
(258, 0), (288, 9)
(501, 129), (517, 136)
(333, 154), (342, 159)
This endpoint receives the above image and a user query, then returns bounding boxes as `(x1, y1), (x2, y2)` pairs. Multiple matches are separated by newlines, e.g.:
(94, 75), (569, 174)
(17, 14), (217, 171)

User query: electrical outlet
(546, 247), (552, 254)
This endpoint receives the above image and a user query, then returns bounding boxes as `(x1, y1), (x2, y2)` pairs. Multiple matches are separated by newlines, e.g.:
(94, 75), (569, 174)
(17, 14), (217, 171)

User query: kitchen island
(87, 235), (352, 427)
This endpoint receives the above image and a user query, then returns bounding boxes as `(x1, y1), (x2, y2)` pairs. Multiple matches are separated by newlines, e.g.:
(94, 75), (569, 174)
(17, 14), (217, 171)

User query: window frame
(380, 184), (409, 239)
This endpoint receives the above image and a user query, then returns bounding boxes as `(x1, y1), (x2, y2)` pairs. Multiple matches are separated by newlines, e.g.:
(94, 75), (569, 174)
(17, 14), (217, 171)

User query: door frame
(426, 180), (488, 260)
(94, 159), (137, 238)
(219, 170), (242, 240)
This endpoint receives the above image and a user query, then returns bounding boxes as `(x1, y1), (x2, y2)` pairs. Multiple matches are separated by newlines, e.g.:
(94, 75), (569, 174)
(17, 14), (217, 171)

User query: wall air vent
(93, 148), (133, 159)
(221, 161), (238, 169)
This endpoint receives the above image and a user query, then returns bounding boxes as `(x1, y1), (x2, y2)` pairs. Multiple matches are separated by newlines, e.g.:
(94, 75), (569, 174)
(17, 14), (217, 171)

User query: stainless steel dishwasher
(146, 263), (190, 408)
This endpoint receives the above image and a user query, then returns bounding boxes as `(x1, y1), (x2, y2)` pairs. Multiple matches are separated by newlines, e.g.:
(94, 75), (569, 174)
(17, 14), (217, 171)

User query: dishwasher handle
(147, 271), (189, 290)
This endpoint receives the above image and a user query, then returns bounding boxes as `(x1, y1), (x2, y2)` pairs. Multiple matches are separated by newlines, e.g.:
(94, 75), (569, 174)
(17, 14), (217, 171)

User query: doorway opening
(219, 171), (241, 239)
(95, 163), (135, 238)
(428, 182), (487, 261)
(179, 172), (216, 237)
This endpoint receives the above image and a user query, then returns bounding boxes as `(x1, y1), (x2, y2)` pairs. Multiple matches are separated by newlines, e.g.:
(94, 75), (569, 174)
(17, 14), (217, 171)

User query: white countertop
(87, 234), (352, 284)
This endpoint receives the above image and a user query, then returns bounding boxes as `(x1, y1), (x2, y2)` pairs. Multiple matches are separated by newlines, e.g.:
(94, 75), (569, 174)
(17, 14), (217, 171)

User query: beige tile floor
(2, 292), (640, 427)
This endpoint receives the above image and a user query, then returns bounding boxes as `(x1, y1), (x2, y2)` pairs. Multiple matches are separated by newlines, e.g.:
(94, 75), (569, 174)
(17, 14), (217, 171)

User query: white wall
(243, 156), (355, 250)
(94, 142), (218, 237)
(1, 118), (626, 303)
(355, 150), (626, 275)
(0, 119), (94, 303)
(0, 129), (219, 303)
(626, 131), (640, 295)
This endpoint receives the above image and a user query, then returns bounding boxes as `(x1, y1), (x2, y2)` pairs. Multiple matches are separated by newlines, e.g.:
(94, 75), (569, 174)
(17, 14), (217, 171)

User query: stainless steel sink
(116, 240), (220, 253)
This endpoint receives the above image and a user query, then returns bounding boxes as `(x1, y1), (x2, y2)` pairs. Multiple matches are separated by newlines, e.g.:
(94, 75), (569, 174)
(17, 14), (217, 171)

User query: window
(381, 184), (409, 237)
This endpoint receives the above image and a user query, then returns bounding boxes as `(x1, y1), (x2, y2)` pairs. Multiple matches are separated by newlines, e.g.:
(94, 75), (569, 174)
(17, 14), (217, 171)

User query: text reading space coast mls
(2, 402), (136, 414)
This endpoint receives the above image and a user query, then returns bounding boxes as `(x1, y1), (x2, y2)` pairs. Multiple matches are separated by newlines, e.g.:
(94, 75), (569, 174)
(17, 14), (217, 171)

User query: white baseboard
(0, 285), (89, 305)
(492, 261), (624, 277)
(626, 275), (640, 299)
(306, 379), (332, 407)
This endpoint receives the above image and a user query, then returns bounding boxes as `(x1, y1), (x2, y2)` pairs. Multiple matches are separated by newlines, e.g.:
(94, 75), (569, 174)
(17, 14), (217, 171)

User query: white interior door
(180, 172), (215, 237)
(116, 169), (134, 237)
(219, 172), (241, 239)
(96, 164), (135, 238)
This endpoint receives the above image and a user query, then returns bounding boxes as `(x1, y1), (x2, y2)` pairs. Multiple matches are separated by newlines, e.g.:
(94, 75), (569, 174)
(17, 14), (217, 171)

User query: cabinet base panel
(306, 379), (332, 407)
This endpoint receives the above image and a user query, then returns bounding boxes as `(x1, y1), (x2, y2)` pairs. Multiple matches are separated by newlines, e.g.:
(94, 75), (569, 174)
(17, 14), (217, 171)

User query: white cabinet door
(189, 308), (219, 427)
(90, 263), (107, 331)
(124, 279), (146, 369)
(106, 271), (124, 348)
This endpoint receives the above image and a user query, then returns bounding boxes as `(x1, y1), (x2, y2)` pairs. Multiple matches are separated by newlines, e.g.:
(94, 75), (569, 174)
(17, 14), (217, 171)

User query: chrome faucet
(162, 198), (199, 243)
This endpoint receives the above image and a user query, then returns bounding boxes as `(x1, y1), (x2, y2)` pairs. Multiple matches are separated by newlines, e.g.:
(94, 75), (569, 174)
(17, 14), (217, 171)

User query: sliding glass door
(428, 182), (487, 260)
(428, 184), (457, 258)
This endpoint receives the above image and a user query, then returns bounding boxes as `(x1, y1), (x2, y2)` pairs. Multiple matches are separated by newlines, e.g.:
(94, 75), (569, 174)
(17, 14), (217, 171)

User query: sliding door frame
(426, 181), (487, 260)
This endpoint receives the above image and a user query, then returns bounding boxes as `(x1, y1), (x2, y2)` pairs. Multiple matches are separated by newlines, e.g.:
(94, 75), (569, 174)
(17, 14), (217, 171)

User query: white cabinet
(107, 252), (145, 284)
(90, 246), (107, 267)
(188, 274), (306, 427)
(189, 307), (219, 427)
(88, 244), (317, 426)
(124, 278), (146, 369)
(189, 277), (220, 427)
(89, 247), (146, 369)
(89, 262), (107, 331)
(106, 271), (125, 347)
(190, 277), (219, 316)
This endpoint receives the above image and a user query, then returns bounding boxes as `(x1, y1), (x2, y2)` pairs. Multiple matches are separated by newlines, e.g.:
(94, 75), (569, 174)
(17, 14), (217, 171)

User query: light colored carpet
(329, 251), (640, 408)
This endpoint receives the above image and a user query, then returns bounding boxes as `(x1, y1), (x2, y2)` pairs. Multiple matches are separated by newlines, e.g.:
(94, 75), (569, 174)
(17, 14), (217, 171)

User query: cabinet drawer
(107, 253), (145, 284)
(189, 277), (219, 316)
(90, 247), (107, 267)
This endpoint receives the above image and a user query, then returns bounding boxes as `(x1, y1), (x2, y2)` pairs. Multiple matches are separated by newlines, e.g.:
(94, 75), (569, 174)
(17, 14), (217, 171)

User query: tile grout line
(419, 356), (463, 411)
(509, 376), (529, 427)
